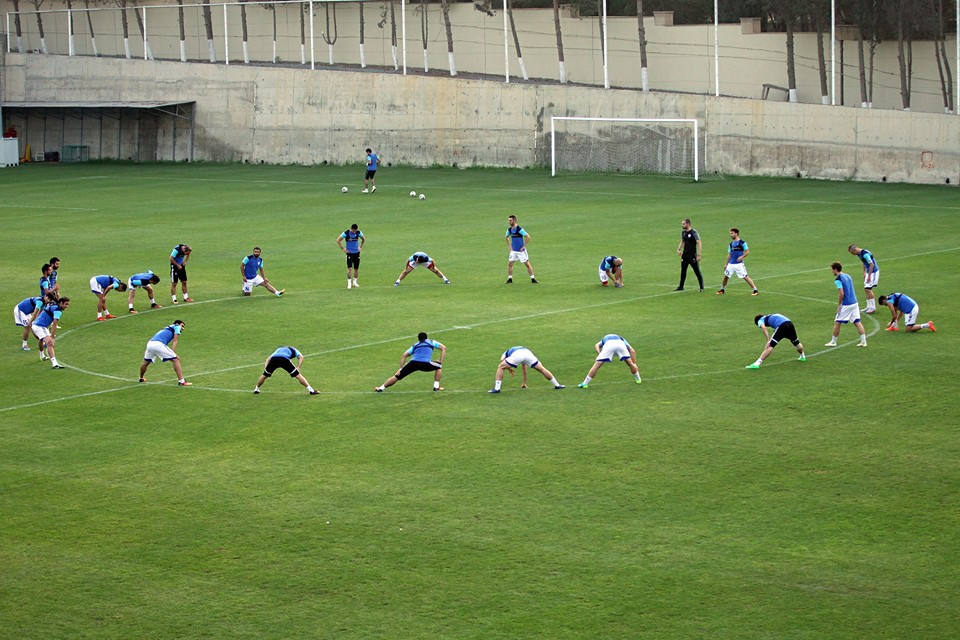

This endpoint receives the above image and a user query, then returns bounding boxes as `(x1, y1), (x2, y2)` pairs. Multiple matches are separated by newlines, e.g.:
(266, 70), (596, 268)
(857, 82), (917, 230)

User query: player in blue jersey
(878, 293), (936, 333)
(488, 346), (563, 393)
(826, 262), (867, 347)
(169, 243), (194, 304)
(717, 228), (758, 295)
(505, 215), (538, 284)
(31, 297), (70, 369)
(336, 225), (365, 289)
(14, 295), (45, 350)
(48, 257), (61, 300)
(253, 346), (318, 394)
(577, 334), (641, 388)
(39, 263), (57, 301)
(127, 271), (163, 313)
(394, 252), (450, 285)
(89, 275), (128, 320)
(746, 314), (806, 368)
(598, 256), (623, 287)
(848, 244), (880, 313)
(139, 320), (192, 386)
(375, 332), (447, 391)
(362, 148), (380, 193)
(241, 247), (285, 297)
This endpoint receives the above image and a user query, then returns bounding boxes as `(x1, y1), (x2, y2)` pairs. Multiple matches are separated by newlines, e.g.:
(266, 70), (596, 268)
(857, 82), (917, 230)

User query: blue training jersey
(506, 226), (528, 252)
(39, 276), (53, 297)
(887, 292), (916, 313)
(242, 255), (263, 280)
(600, 334), (630, 349)
(407, 339), (441, 363)
(858, 249), (878, 272)
(835, 272), (858, 305)
(409, 252), (431, 264)
(17, 297), (44, 315)
(94, 275), (121, 290)
(171, 245), (189, 265)
(130, 271), (155, 287)
(49, 269), (58, 287)
(270, 346), (302, 360)
(367, 153), (379, 170)
(760, 314), (791, 328)
(150, 324), (181, 345)
(600, 256), (619, 271)
(34, 303), (64, 328)
(340, 230), (364, 253)
(728, 239), (748, 264)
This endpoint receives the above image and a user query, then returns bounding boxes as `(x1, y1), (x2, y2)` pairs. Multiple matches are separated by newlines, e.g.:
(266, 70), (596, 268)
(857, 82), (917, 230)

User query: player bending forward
(878, 293), (936, 333)
(254, 346), (318, 394)
(489, 346), (563, 393)
(375, 332), (446, 392)
(577, 334), (641, 388)
(746, 314), (806, 368)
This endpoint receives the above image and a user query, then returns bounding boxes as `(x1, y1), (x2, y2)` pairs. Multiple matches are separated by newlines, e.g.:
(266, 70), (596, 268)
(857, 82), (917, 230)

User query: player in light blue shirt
(139, 320), (191, 386)
(89, 275), (128, 320)
(826, 262), (866, 347)
(848, 243), (880, 313)
(578, 334), (641, 388)
(31, 297), (71, 368)
(127, 271), (163, 313)
(48, 257), (61, 299)
(336, 225), (365, 289)
(717, 228), (758, 295)
(394, 252), (450, 285)
(489, 346), (563, 392)
(39, 263), (56, 300)
(363, 148), (380, 193)
(878, 292), (936, 333)
(169, 243), (193, 304)
(254, 346), (318, 394)
(375, 332), (447, 391)
(14, 296), (45, 350)
(746, 314), (806, 368)
(505, 215), (538, 284)
(241, 247), (285, 297)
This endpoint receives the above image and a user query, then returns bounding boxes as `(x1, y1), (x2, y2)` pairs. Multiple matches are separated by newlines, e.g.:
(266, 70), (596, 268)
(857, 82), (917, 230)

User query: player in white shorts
(717, 228), (758, 296)
(140, 320), (192, 386)
(14, 296), (45, 349)
(504, 216), (538, 284)
(488, 346), (563, 393)
(826, 262), (867, 347)
(847, 244), (880, 313)
(577, 334), (642, 388)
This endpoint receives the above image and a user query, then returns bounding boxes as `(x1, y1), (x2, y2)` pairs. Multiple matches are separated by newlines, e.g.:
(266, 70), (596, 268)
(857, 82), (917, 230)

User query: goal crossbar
(550, 117), (700, 182)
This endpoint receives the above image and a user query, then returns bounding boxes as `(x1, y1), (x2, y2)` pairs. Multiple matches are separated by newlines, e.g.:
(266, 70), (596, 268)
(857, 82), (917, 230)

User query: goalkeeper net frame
(550, 117), (702, 182)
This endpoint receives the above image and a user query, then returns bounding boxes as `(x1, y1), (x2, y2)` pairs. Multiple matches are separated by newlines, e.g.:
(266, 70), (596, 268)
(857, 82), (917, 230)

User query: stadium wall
(2, 52), (958, 185)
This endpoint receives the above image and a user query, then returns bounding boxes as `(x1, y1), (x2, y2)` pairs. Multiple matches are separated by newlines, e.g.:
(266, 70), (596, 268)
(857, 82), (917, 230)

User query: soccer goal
(550, 117), (703, 181)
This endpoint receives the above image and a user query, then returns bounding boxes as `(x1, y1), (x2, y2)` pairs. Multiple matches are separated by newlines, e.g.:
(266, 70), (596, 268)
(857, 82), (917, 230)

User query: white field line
(0, 383), (142, 413)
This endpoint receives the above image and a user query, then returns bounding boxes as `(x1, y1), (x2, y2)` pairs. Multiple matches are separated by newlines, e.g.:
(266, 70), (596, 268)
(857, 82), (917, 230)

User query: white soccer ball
(409, 191), (417, 197)
(341, 186), (348, 193)
(418, 193), (426, 200)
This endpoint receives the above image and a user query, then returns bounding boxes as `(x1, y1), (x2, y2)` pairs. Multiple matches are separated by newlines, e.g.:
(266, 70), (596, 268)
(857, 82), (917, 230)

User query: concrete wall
(1, 0), (958, 114)
(2, 52), (958, 185)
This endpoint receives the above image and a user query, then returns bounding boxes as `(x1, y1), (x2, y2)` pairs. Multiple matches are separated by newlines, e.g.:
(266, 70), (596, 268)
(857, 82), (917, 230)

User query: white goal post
(550, 117), (702, 182)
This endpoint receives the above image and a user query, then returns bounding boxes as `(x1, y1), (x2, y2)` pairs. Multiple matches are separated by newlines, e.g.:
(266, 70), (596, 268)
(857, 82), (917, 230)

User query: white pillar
(602, 0), (609, 89)
(713, 0), (719, 96)
(223, 4), (229, 64)
(401, 0), (407, 75)
(830, 0), (836, 106)
(309, 2), (315, 70)
(503, 0), (509, 82)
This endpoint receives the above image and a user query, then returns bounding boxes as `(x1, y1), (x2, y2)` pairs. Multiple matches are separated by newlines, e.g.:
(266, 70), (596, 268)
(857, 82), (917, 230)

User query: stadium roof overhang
(1, 100), (196, 161)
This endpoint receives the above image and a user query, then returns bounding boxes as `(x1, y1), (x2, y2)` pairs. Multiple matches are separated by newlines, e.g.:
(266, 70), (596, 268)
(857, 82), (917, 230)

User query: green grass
(1, 162), (958, 639)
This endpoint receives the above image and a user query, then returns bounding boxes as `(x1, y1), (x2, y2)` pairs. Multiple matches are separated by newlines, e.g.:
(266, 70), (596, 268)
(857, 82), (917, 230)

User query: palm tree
(322, 2), (338, 64)
(439, 0), (456, 75)
(552, 0), (567, 83)
(636, 0), (648, 90)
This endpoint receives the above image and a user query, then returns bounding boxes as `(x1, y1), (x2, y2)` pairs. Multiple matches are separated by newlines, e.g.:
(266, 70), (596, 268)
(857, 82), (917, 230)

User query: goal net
(551, 117), (703, 181)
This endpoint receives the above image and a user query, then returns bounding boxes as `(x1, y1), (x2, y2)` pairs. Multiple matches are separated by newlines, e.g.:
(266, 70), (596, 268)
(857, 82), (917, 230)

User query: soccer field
(1, 162), (958, 639)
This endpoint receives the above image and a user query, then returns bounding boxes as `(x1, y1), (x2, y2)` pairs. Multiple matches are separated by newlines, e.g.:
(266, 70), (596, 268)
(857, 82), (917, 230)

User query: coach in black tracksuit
(675, 218), (704, 291)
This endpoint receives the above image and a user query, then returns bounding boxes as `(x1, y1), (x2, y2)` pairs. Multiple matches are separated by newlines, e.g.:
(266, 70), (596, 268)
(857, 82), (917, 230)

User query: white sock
(172, 296), (178, 303)
(376, 385), (385, 391)
(178, 378), (186, 384)
(347, 279), (352, 288)
(128, 303), (134, 309)
(307, 385), (315, 392)
(920, 323), (929, 329)
(494, 380), (502, 391)
(433, 381), (440, 390)
(633, 372), (641, 381)
(51, 358), (59, 367)
(549, 377), (560, 387)
(753, 359), (762, 366)
(530, 274), (536, 280)
(275, 291), (282, 297)
(150, 298), (157, 304)
(860, 335), (867, 345)
(22, 340), (28, 347)
(97, 312), (103, 318)
(103, 309), (109, 315)
(582, 376), (593, 385)
(353, 279), (358, 285)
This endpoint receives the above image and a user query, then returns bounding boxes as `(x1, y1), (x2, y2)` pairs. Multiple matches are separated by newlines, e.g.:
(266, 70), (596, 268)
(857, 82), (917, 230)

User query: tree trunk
(32, 0), (48, 54)
(868, 38), (877, 107)
(552, 0), (566, 83)
(322, 3), (338, 65)
(299, 3), (306, 64)
(938, 38), (954, 113)
(815, 11), (829, 104)
(118, 0), (130, 58)
(785, 18), (797, 102)
(66, 0), (75, 56)
(133, 3), (154, 60)
(636, 0), (648, 91)
(84, 0), (98, 56)
(359, 2), (366, 68)
(508, 0), (527, 80)
(202, 0), (216, 62)
(896, 5), (909, 110)
(420, 0), (429, 72)
(177, 0), (186, 61)
(857, 27), (868, 107)
(440, 0), (456, 76)
(390, 0), (398, 70)
(241, 0), (250, 63)
(12, 0), (24, 53)
(271, 6), (277, 63)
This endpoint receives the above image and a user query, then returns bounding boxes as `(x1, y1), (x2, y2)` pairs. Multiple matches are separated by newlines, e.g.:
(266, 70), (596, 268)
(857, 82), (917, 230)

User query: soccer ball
(409, 191), (417, 197)
(341, 186), (348, 193)
(418, 193), (426, 200)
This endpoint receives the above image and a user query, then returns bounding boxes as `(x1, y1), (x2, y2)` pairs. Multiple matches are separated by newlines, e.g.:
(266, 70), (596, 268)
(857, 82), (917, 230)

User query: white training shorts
(408, 260), (434, 270)
(31, 324), (52, 341)
(863, 269), (880, 289)
(14, 306), (33, 327)
(508, 250), (529, 264)
(724, 263), (749, 279)
(89, 276), (106, 294)
(242, 275), (265, 293)
(504, 348), (539, 368)
(903, 305), (919, 326)
(835, 303), (862, 324)
(598, 266), (610, 283)
(144, 340), (178, 363)
(597, 339), (631, 362)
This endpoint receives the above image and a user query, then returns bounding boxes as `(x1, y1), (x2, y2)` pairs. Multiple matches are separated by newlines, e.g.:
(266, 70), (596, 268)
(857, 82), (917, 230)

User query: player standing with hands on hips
(363, 148), (379, 193)
(169, 243), (194, 304)
(505, 215), (538, 284)
(337, 224), (365, 289)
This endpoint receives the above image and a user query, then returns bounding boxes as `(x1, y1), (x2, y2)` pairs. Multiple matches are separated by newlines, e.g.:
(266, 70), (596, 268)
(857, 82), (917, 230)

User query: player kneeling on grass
(489, 346), (564, 393)
(31, 297), (70, 369)
(241, 247), (285, 297)
(878, 293), (936, 333)
(90, 275), (128, 320)
(746, 314), (806, 369)
(578, 334), (641, 388)
(375, 332), (446, 392)
(128, 271), (162, 313)
(394, 252), (450, 285)
(598, 256), (624, 288)
(140, 320), (191, 386)
(254, 346), (317, 395)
